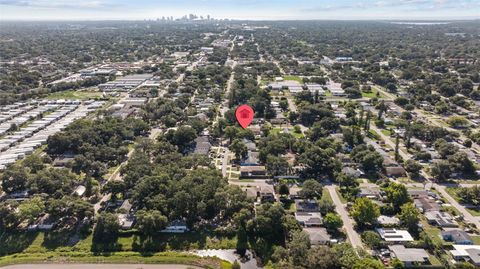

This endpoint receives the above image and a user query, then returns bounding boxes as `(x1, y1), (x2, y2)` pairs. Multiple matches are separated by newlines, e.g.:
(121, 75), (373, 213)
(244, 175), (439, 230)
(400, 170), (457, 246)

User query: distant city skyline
(0, 0), (479, 21)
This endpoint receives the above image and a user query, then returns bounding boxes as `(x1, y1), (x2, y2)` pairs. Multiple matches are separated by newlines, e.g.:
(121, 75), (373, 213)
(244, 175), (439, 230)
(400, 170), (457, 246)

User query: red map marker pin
(236, 104), (254, 129)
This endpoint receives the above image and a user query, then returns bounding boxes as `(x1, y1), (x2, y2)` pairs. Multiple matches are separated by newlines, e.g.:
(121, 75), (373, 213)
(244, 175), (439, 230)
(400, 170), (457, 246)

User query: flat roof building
(377, 228), (414, 243)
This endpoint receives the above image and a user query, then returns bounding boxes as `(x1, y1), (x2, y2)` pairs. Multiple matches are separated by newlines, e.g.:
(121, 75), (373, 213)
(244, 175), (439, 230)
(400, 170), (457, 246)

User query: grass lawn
(472, 236), (480, 245)
(361, 90), (378, 99)
(423, 226), (444, 246)
(397, 177), (414, 184)
(445, 187), (480, 216)
(335, 187), (348, 204)
(428, 254), (442, 266)
(380, 129), (392, 136)
(467, 208), (480, 217)
(283, 75), (303, 83)
(321, 188), (333, 203)
(270, 127), (303, 138)
(292, 132), (304, 139)
(0, 232), (233, 268)
(270, 127), (282, 135)
(368, 129), (380, 140)
(46, 89), (103, 100)
(0, 251), (229, 268)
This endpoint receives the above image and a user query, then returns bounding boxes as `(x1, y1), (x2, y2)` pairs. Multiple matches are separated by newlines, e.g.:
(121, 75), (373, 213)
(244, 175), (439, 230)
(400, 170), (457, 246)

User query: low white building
(161, 220), (189, 233)
(376, 228), (414, 243)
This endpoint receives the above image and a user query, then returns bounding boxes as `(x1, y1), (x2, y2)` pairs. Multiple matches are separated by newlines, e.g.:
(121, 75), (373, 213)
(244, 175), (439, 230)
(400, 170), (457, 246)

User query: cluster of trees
(295, 102), (336, 127)
(271, 230), (383, 269)
(351, 145), (383, 176)
(142, 97), (188, 127)
(350, 182), (420, 237)
(457, 186), (480, 206)
(230, 38), (259, 60)
(228, 66), (275, 119)
(243, 61), (282, 81)
(114, 136), (253, 229)
(48, 76), (107, 93)
(206, 47), (229, 65)
(47, 117), (149, 178)
(0, 156), (94, 232)
(430, 139), (476, 181)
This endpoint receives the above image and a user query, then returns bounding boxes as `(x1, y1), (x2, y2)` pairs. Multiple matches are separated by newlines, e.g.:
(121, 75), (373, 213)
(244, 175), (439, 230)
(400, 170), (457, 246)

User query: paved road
(434, 184), (480, 228)
(326, 185), (363, 251)
(221, 146), (230, 178)
(1, 265), (201, 269)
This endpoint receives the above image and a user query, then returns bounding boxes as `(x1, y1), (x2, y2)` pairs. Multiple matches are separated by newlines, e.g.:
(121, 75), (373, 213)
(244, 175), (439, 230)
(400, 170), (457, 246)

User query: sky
(0, 0), (478, 21)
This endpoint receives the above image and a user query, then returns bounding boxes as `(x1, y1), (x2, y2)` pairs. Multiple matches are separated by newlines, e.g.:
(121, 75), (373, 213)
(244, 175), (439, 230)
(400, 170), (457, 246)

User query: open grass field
(46, 90), (103, 100)
(283, 76), (303, 83)
(0, 232), (234, 268)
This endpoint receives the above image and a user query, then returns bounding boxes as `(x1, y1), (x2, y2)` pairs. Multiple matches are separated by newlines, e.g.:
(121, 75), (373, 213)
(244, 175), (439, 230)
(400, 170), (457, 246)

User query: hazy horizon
(0, 0), (479, 21)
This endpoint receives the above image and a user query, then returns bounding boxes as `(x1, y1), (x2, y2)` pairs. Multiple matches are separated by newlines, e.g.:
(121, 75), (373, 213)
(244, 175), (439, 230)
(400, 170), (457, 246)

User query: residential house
(377, 215), (400, 226)
(241, 151), (260, 166)
(450, 245), (480, 266)
(161, 220), (189, 233)
(118, 213), (135, 230)
(358, 188), (382, 200)
(53, 156), (74, 167)
(288, 185), (302, 199)
(414, 197), (440, 213)
(425, 211), (458, 227)
(240, 166), (267, 178)
(303, 227), (331, 245)
(259, 187), (276, 203)
(295, 199), (319, 212)
(342, 167), (362, 178)
(384, 166), (407, 177)
(376, 228), (414, 243)
(193, 136), (211, 155)
(29, 214), (56, 231)
(295, 212), (323, 227)
(442, 230), (473, 245)
(388, 245), (430, 267)
(73, 185), (86, 197)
